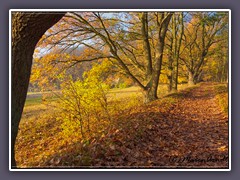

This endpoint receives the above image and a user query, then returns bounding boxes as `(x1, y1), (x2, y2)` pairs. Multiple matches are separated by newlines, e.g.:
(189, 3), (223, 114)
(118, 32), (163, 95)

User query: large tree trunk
(143, 70), (160, 103)
(139, 13), (173, 103)
(143, 12), (173, 103)
(143, 85), (158, 103)
(11, 12), (64, 168)
(188, 71), (195, 85)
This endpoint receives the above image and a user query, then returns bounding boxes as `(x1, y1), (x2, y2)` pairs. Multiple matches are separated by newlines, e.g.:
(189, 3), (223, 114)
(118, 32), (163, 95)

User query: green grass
(25, 93), (59, 107)
(25, 97), (43, 107)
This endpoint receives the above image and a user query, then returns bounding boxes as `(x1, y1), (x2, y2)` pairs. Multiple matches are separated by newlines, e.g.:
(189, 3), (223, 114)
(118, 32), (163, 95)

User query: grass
(25, 93), (60, 107)
(16, 83), (194, 167)
(24, 84), (190, 106)
(24, 97), (43, 107)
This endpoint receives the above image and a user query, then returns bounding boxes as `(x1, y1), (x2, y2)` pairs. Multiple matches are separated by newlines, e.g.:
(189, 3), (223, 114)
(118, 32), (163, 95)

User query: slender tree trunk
(141, 12), (153, 79)
(167, 53), (174, 92)
(174, 12), (184, 91)
(166, 15), (174, 93)
(11, 12), (64, 168)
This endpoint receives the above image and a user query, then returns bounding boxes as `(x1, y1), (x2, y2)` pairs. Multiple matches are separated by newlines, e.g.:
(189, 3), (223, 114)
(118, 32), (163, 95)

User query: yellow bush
(56, 61), (111, 139)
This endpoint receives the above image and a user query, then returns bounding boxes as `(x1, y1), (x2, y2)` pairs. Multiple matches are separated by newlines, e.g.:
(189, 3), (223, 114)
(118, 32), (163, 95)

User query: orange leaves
(16, 83), (228, 168)
(217, 145), (227, 152)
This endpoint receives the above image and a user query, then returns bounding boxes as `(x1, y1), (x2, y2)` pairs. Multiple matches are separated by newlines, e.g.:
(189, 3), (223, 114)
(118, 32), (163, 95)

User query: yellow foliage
(56, 62), (111, 138)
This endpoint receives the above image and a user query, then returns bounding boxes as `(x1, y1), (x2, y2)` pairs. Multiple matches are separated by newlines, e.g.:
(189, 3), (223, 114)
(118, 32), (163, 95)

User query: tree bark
(11, 12), (64, 168)
(174, 12), (184, 91)
(145, 12), (172, 102)
(167, 53), (174, 92)
(141, 12), (153, 79)
(143, 84), (158, 103)
(188, 71), (195, 85)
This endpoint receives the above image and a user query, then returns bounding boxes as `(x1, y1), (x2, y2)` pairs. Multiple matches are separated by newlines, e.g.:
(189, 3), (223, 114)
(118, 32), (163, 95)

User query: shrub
(56, 62), (111, 138)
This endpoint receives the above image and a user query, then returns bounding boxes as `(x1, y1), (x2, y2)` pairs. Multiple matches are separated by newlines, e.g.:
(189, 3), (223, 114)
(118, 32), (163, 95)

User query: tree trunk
(143, 86), (158, 103)
(167, 53), (174, 92)
(140, 13), (172, 103)
(174, 12), (184, 91)
(188, 71), (195, 85)
(11, 12), (64, 168)
(152, 12), (173, 98)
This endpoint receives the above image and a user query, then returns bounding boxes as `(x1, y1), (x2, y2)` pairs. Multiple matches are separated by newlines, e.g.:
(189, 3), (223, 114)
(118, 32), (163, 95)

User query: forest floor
(16, 82), (229, 169)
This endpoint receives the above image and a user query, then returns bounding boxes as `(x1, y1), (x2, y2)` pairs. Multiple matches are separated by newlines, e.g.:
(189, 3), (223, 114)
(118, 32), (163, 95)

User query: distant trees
(204, 24), (228, 82)
(30, 46), (94, 92)
(179, 12), (228, 85)
(165, 12), (184, 92)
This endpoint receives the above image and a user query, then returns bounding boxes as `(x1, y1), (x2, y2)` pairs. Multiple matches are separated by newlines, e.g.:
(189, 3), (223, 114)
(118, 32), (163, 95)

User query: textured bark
(143, 87), (157, 103)
(11, 12), (65, 168)
(141, 12), (153, 79)
(188, 71), (195, 85)
(173, 12), (184, 91)
(145, 13), (172, 102)
(167, 53), (174, 92)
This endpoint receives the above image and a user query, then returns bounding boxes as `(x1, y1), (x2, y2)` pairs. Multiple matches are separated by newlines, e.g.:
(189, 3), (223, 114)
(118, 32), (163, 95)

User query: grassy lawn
(24, 97), (43, 107)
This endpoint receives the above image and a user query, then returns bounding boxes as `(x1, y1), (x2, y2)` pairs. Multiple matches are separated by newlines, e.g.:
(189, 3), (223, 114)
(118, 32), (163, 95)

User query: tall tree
(41, 12), (173, 102)
(166, 12), (184, 92)
(180, 12), (228, 85)
(11, 12), (64, 168)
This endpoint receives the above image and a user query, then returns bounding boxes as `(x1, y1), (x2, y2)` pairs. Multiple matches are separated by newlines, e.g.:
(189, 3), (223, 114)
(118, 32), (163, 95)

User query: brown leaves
(16, 83), (228, 168)
(84, 83), (228, 168)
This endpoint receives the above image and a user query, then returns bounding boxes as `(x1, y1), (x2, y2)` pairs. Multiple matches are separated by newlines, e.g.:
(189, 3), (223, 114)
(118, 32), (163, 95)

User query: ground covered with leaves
(15, 83), (228, 169)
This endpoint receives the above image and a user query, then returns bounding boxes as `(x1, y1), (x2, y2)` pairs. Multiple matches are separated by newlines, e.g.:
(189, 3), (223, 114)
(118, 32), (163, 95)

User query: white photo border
(9, 9), (231, 171)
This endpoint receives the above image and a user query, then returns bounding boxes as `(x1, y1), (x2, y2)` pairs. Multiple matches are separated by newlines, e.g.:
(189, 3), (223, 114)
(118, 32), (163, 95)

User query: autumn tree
(30, 46), (96, 92)
(204, 27), (228, 82)
(180, 12), (228, 85)
(11, 12), (64, 168)
(165, 12), (184, 91)
(40, 12), (173, 102)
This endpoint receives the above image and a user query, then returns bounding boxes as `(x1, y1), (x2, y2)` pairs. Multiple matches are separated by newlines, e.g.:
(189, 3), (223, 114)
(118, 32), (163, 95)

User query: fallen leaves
(217, 146), (227, 152)
(15, 83), (228, 168)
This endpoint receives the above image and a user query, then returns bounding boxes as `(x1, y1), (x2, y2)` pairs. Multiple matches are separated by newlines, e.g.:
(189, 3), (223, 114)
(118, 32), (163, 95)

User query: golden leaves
(217, 146), (227, 152)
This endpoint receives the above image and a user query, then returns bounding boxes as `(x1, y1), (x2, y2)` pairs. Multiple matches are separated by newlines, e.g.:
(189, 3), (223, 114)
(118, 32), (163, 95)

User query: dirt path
(144, 83), (228, 168)
(92, 83), (229, 168)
